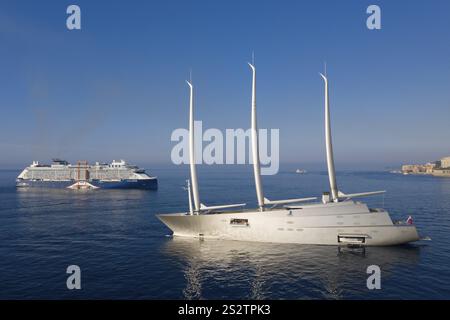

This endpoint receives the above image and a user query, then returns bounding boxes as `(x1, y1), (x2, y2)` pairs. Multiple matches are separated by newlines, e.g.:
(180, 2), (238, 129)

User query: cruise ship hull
(16, 178), (158, 190)
(157, 202), (420, 246)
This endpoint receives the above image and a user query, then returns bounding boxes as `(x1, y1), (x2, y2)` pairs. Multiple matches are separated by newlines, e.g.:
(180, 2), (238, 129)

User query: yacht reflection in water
(162, 238), (421, 299)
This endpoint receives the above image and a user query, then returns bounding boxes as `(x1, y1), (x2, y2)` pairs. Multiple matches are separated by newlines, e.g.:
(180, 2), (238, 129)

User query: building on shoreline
(401, 162), (436, 174)
(401, 156), (450, 177)
(439, 156), (450, 169)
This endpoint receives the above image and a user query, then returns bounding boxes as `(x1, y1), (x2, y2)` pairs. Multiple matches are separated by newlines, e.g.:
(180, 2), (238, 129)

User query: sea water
(0, 167), (449, 299)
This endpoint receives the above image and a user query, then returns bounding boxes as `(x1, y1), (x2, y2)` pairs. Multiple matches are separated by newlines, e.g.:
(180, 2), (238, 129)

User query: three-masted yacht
(157, 64), (420, 246)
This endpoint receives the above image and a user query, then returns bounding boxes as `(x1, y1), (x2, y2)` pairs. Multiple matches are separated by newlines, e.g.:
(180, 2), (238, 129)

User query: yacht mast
(186, 179), (194, 215)
(187, 80), (201, 212)
(248, 62), (265, 210)
(319, 72), (339, 202)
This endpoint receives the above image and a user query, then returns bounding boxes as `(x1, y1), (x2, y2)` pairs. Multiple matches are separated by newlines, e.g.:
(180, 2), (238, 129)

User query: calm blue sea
(1, 167), (449, 299)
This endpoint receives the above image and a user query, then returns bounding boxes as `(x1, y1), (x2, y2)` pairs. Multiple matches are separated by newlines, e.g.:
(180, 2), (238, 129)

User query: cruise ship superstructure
(16, 159), (157, 190)
(157, 64), (421, 246)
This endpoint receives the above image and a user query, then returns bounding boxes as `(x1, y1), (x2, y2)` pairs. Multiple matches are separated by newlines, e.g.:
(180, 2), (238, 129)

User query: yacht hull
(157, 202), (420, 246)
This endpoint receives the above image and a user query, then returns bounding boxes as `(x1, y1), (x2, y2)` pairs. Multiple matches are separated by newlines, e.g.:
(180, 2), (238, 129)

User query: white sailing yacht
(157, 65), (421, 246)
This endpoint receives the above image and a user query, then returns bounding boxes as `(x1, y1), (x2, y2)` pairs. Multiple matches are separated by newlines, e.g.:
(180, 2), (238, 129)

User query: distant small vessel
(295, 169), (307, 174)
(16, 159), (157, 190)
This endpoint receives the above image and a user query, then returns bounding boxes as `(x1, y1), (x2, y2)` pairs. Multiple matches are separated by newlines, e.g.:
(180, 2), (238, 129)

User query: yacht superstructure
(157, 64), (420, 246)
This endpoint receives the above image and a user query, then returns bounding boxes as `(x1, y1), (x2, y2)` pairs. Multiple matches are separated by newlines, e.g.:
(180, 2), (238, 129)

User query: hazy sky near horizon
(0, 0), (449, 169)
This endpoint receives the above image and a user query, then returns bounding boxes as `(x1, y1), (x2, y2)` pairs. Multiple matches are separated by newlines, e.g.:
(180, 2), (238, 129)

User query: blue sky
(0, 0), (449, 169)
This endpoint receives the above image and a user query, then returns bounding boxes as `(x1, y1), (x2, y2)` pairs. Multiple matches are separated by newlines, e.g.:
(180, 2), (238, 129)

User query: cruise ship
(16, 159), (158, 190)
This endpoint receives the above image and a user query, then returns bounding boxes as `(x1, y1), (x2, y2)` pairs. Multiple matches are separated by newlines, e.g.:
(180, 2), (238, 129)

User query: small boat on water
(295, 169), (307, 174)
(157, 62), (422, 246)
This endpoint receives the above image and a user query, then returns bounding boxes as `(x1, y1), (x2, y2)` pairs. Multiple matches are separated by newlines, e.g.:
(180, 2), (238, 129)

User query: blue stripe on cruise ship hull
(16, 179), (158, 190)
